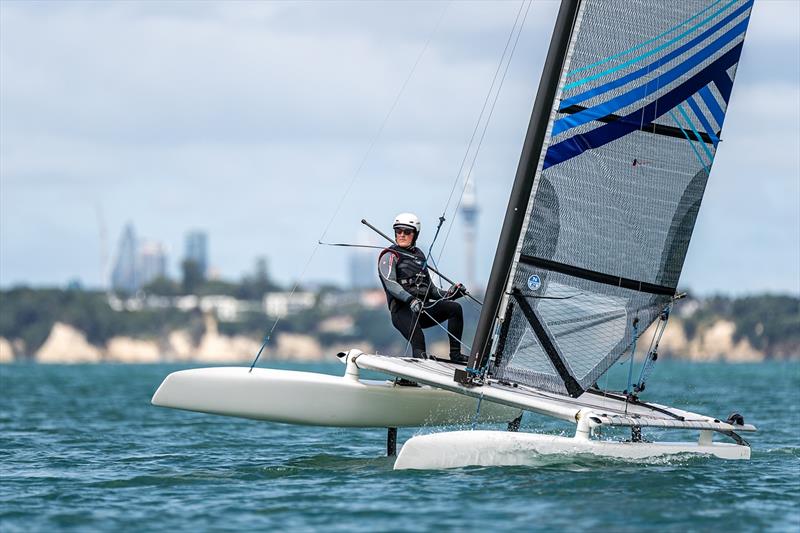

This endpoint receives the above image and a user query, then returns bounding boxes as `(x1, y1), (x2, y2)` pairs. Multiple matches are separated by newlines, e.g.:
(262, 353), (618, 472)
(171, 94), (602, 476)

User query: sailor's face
(394, 228), (414, 248)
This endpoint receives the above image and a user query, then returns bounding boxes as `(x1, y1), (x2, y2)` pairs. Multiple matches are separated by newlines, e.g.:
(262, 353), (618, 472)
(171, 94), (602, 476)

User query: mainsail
(469, 0), (754, 397)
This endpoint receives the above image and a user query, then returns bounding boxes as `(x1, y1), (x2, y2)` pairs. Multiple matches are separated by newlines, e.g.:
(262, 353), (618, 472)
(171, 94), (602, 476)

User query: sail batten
(475, 0), (753, 396)
(519, 255), (676, 296)
(558, 104), (719, 144)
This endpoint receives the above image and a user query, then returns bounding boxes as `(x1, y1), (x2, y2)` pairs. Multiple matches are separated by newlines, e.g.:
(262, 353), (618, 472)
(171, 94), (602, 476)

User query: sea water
(1, 361), (798, 532)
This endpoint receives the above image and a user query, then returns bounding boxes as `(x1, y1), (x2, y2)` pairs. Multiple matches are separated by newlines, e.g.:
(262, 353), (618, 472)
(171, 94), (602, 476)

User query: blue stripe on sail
(552, 20), (748, 137)
(678, 104), (714, 161)
(699, 85), (725, 126)
(670, 110), (711, 170)
(713, 71), (734, 102)
(686, 95), (720, 145)
(543, 42), (744, 170)
(561, 1), (752, 108)
(566, 0), (727, 79)
(564, 0), (743, 90)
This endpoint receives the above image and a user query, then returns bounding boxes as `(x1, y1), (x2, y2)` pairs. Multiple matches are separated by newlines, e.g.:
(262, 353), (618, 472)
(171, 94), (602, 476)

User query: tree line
(0, 286), (797, 358)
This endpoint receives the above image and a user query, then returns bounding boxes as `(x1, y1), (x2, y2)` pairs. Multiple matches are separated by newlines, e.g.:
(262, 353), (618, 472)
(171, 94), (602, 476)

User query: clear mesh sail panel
(494, 265), (669, 395)
(493, 0), (752, 395)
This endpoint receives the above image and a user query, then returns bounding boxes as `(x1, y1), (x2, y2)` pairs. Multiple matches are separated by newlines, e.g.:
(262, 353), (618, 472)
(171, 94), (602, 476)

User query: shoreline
(1, 315), (797, 364)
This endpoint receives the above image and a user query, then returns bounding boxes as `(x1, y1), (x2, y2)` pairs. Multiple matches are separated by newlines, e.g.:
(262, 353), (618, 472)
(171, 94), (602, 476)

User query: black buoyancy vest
(386, 245), (432, 304)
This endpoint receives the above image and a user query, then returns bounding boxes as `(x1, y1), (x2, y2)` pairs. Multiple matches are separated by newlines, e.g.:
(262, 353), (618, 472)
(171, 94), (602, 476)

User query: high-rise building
(184, 230), (208, 278)
(349, 250), (378, 290)
(349, 227), (379, 290)
(110, 223), (171, 293)
(138, 241), (168, 287)
(254, 257), (270, 284)
(460, 175), (479, 290)
(111, 223), (139, 293)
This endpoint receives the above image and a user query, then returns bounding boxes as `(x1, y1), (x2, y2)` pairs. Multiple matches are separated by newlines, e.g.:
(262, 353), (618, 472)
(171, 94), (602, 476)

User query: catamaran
(153, 0), (757, 469)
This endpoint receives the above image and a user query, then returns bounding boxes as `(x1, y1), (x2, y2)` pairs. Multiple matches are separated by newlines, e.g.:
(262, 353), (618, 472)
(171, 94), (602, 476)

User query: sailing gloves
(409, 282), (465, 311)
(447, 283), (467, 300)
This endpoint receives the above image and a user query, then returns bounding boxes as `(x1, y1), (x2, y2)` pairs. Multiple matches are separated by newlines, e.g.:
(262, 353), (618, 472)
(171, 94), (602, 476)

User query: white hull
(152, 364), (520, 428)
(394, 430), (751, 470)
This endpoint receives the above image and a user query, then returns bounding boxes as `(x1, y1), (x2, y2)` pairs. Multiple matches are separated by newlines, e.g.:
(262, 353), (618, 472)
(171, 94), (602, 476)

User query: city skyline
(1, 1), (798, 295)
(109, 222), (170, 293)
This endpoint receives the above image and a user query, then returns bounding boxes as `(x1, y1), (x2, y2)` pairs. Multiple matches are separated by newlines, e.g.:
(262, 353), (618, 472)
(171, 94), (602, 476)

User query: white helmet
(393, 212), (421, 233)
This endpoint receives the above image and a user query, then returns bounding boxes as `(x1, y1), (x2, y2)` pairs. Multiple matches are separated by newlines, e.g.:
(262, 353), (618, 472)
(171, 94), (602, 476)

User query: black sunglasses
(395, 228), (414, 236)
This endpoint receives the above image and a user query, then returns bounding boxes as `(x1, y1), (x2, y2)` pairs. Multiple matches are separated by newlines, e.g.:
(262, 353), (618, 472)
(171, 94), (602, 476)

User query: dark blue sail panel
(686, 96), (720, 146)
(551, 20), (748, 137)
(700, 85), (727, 126)
(543, 41), (743, 169)
(492, 0), (753, 395)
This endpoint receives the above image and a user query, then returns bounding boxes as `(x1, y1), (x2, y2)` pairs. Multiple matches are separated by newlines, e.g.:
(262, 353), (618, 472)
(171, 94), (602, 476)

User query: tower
(184, 230), (208, 278)
(460, 175), (479, 291)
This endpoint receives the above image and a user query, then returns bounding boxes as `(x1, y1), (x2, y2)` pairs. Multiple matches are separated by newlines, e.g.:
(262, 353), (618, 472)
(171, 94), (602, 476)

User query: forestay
(490, 0), (754, 397)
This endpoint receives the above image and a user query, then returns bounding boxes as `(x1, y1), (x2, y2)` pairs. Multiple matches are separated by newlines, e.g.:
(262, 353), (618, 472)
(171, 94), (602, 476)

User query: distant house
(318, 291), (360, 309)
(359, 289), (387, 309)
(677, 298), (701, 318)
(318, 315), (355, 335)
(174, 295), (199, 311)
(263, 292), (316, 317)
(200, 295), (259, 322)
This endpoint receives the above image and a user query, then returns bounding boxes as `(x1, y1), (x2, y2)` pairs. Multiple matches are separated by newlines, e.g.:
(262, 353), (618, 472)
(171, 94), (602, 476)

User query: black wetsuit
(378, 245), (463, 358)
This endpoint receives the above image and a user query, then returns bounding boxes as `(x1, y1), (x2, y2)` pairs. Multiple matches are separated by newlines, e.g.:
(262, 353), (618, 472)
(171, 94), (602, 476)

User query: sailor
(378, 212), (468, 363)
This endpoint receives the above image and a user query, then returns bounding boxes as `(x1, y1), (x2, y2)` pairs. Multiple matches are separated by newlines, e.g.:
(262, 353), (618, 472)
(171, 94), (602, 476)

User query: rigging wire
(434, 0), (534, 369)
(435, 0), (530, 245)
(624, 318), (640, 414)
(635, 303), (672, 393)
(248, 3), (450, 372)
(434, 0), (533, 267)
(421, 308), (473, 353)
(400, 0), (532, 358)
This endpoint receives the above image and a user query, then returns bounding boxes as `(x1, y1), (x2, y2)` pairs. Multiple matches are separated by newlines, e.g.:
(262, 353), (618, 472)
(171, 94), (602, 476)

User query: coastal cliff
(1, 289), (796, 363)
(648, 318), (763, 362)
(0, 313), (794, 363)
(0, 337), (15, 363)
(18, 315), (270, 364)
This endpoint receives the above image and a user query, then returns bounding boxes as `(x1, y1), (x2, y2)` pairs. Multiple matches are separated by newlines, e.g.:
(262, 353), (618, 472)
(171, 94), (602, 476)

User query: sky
(1, 0), (798, 295)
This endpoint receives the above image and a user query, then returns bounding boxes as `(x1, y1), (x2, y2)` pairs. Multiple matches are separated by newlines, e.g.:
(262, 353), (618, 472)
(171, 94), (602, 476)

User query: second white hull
(394, 430), (751, 470)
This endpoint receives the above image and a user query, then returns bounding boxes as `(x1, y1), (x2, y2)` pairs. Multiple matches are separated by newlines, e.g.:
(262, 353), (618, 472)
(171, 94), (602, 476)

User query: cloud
(746, 0), (800, 43)
(0, 0), (798, 296)
(1, 0), (549, 147)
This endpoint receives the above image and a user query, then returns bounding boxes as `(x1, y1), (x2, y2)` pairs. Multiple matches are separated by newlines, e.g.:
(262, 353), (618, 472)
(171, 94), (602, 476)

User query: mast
(466, 0), (581, 374)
